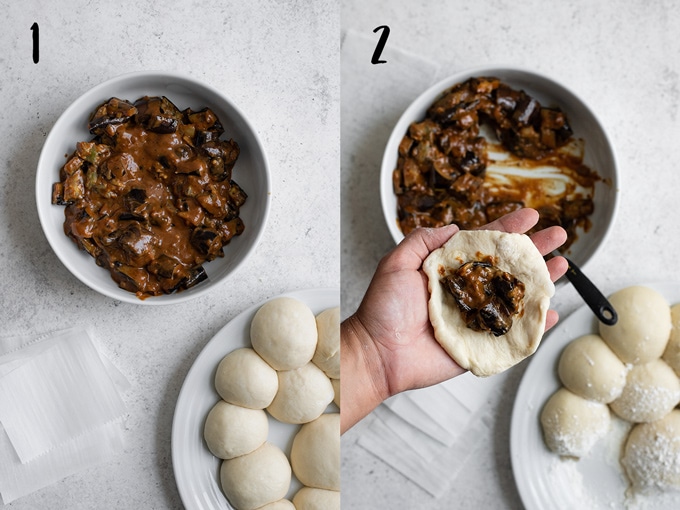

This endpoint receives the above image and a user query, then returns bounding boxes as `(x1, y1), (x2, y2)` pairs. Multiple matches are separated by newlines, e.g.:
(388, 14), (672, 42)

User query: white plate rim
(171, 287), (340, 510)
(510, 281), (680, 509)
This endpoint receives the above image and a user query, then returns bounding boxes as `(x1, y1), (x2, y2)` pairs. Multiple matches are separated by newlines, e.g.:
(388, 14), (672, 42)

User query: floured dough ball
(423, 230), (554, 377)
(251, 297), (318, 370)
(204, 400), (268, 460)
(220, 442), (291, 510)
(290, 413), (340, 491)
(292, 487), (340, 510)
(215, 348), (279, 409)
(540, 387), (611, 458)
(331, 378), (340, 408)
(609, 359), (680, 423)
(267, 362), (334, 424)
(256, 500), (296, 510)
(599, 286), (671, 364)
(312, 307), (340, 379)
(557, 334), (628, 403)
(662, 303), (680, 376)
(621, 409), (680, 492)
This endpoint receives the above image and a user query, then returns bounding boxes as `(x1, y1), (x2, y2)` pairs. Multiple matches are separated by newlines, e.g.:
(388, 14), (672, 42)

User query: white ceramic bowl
(36, 71), (271, 304)
(380, 66), (619, 270)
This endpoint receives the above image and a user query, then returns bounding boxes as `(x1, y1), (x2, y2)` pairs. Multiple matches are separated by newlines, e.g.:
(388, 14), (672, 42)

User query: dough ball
(204, 400), (268, 460)
(256, 500), (295, 510)
(557, 334), (627, 403)
(423, 230), (554, 377)
(251, 297), (318, 370)
(292, 487), (340, 510)
(220, 442), (291, 510)
(621, 409), (680, 492)
(331, 378), (340, 408)
(267, 362), (334, 424)
(215, 348), (279, 409)
(312, 307), (340, 379)
(662, 303), (680, 376)
(540, 387), (611, 458)
(599, 286), (671, 364)
(610, 359), (680, 423)
(290, 413), (340, 491)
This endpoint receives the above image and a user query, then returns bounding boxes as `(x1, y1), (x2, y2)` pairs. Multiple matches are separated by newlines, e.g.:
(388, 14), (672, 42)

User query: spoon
(553, 252), (618, 326)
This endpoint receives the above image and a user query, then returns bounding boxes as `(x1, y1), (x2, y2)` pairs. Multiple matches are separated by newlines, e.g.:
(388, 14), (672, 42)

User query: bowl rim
(35, 70), (272, 305)
(380, 64), (619, 271)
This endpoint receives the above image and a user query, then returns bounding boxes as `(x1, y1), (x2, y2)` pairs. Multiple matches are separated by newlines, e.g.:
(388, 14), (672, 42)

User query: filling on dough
(439, 255), (525, 336)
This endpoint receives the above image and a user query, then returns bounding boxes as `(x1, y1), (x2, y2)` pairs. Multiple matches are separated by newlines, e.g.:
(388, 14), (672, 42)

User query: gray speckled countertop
(0, 1), (338, 508)
(3, 0), (680, 508)
(341, 1), (680, 509)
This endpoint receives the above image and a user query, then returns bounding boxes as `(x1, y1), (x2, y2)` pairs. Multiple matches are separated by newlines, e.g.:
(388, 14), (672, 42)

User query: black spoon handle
(562, 257), (617, 326)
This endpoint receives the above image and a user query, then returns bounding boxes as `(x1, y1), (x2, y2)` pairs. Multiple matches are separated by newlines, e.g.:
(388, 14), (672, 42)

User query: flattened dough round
(423, 230), (554, 377)
(220, 442), (291, 510)
(558, 334), (627, 403)
(609, 359), (680, 423)
(290, 413), (340, 490)
(598, 286), (671, 364)
(622, 409), (680, 492)
(292, 487), (340, 510)
(251, 297), (318, 370)
(267, 362), (334, 424)
(204, 400), (268, 460)
(214, 348), (279, 409)
(662, 303), (680, 376)
(540, 387), (610, 458)
(312, 307), (340, 379)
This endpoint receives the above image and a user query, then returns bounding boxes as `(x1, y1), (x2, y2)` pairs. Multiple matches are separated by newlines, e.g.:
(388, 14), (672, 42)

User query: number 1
(31, 22), (39, 64)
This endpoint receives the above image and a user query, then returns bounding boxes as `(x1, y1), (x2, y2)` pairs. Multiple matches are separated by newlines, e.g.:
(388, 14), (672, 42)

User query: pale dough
(423, 230), (554, 377)
(609, 359), (680, 423)
(621, 409), (680, 492)
(251, 297), (318, 370)
(220, 442), (291, 510)
(214, 348), (279, 409)
(557, 334), (627, 403)
(203, 400), (268, 460)
(331, 378), (340, 408)
(540, 387), (611, 458)
(256, 500), (296, 510)
(598, 286), (671, 364)
(290, 413), (340, 491)
(267, 362), (334, 424)
(312, 307), (340, 379)
(662, 303), (680, 376)
(292, 487), (340, 510)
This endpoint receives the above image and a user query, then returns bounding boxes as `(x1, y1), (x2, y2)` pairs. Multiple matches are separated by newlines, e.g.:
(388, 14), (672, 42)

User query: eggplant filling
(51, 96), (246, 299)
(440, 257), (525, 336)
(393, 76), (600, 252)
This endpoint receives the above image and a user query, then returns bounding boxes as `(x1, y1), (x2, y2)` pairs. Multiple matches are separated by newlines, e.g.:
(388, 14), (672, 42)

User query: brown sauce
(392, 77), (601, 251)
(51, 96), (246, 299)
(440, 255), (525, 336)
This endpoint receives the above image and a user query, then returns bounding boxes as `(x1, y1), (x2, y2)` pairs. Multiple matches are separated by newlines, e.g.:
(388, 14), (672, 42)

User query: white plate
(171, 288), (340, 510)
(510, 282), (680, 509)
(36, 71), (271, 305)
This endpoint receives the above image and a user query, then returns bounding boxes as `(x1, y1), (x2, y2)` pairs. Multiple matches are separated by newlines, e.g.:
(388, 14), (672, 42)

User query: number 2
(371, 25), (390, 65)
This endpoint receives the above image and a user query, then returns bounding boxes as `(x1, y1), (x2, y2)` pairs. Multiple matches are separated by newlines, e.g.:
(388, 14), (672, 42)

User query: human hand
(341, 208), (568, 433)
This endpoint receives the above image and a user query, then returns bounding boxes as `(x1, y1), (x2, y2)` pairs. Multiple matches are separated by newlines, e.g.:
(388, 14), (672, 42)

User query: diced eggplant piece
(228, 181), (248, 208)
(88, 97), (137, 135)
(190, 227), (222, 258)
(63, 169), (85, 202)
(134, 96), (182, 134)
(52, 182), (66, 205)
